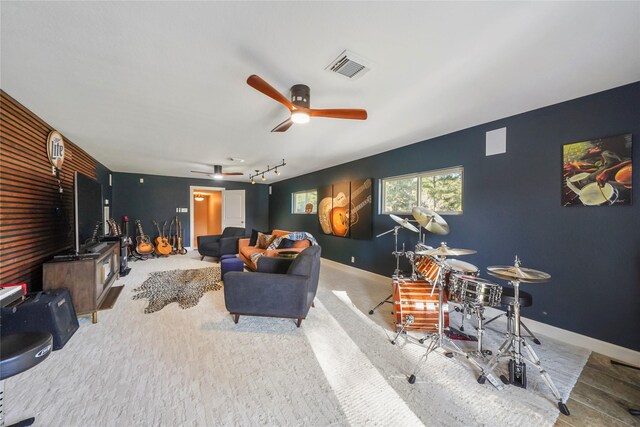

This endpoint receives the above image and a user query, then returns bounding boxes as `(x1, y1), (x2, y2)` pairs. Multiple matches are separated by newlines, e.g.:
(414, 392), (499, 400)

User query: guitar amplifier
(0, 289), (79, 351)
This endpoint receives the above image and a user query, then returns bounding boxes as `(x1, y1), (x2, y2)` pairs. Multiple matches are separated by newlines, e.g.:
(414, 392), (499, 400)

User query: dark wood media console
(43, 242), (120, 323)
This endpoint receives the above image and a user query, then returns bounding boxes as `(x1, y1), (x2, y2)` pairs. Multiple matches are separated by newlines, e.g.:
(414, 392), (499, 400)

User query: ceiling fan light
(213, 173), (223, 179)
(291, 111), (310, 124)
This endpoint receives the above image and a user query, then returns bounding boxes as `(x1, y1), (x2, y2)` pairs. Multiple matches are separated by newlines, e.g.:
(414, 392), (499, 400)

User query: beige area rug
(3, 253), (590, 426)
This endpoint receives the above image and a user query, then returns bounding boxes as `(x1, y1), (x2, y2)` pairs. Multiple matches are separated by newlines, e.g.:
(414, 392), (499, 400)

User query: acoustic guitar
(153, 220), (171, 256)
(329, 179), (372, 236)
(135, 220), (154, 255)
(331, 195), (372, 237)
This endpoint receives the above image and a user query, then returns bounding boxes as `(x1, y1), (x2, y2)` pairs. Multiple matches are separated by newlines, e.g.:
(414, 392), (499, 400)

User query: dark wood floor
(555, 353), (640, 427)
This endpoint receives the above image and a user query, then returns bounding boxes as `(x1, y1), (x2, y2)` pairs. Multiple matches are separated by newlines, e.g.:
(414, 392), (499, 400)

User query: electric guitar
(135, 220), (154, 255)
(175, 216), (187, 255)
(168, 218), (177, 254)
(85, 221), (102, 245)
(153, 220), (171, 256)
(331, 195), (372, 236)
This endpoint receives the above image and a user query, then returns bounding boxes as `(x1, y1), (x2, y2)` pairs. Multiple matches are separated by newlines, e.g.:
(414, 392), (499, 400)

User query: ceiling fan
(246, 74), (368, 132)
(191, 165), (243, 179)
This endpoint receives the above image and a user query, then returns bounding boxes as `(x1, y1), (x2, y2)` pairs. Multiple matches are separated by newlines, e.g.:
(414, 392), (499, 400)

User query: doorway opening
(191, 188), (223, 248)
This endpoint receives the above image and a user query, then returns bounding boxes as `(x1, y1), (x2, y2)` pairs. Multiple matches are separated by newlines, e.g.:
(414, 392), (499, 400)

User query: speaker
(1, 289), (79, 351)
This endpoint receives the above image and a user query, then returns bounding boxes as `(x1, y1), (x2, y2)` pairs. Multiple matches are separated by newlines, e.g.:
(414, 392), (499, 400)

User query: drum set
(370, 207), (570, 416)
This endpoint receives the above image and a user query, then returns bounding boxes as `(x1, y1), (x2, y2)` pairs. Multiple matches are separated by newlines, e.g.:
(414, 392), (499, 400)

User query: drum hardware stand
(407, 256), (504, 390)
(484, 306), (541, 345)
(478, 257), (569, 416)
(369, 226), (405, 315)
(391, 314), (414, 345)
(453, 304), (493, 357)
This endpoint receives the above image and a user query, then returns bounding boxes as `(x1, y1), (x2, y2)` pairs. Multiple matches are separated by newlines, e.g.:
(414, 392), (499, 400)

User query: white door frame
(189, 185), (225, 249)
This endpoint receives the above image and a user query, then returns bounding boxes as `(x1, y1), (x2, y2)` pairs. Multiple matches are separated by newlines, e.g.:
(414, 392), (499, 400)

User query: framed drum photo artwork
(562, 133), (632, 207)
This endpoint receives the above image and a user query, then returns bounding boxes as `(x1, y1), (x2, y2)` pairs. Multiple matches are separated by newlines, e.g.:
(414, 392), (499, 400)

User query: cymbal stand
(477, 267), (570, 415)
(407, 256), (503, 390)
(369, 226), (403, 315)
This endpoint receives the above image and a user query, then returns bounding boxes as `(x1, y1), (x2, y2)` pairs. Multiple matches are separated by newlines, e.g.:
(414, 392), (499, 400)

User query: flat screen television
(74, 171), (104, 253)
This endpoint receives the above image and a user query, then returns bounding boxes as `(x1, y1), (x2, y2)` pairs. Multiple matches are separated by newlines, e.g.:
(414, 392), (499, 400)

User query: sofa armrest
(219, 236), (241, 254)
(198, 234), (221, 247)
(257, 256), (294, 274)
(238, 238), (250, 251)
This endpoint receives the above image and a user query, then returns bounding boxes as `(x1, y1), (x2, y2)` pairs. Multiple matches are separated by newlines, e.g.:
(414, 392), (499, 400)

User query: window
(292, 189), (317, 214)
(381, 166), (463, 215)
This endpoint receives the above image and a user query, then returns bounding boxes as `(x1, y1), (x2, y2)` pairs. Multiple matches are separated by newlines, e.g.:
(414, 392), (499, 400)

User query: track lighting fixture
(248, 159), (286, 183)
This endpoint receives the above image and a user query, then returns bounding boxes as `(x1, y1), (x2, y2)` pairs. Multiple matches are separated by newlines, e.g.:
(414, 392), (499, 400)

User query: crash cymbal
(487, 266), (551, 283)
(417, 242), (476, 257)
(389, 214), (419, 233)
(411, 207), (450, 235)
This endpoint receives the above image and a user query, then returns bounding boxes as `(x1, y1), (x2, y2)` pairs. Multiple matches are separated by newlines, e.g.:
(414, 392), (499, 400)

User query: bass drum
(393, 278), (448, 333)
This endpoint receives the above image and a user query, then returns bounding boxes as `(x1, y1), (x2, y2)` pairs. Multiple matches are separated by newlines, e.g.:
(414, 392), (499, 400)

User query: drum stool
(1, 331), (53, 427)
(484, 287), (541, 345)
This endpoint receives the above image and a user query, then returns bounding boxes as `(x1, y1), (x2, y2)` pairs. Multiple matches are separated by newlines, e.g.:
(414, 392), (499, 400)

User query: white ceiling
(2, 2), (639, 183)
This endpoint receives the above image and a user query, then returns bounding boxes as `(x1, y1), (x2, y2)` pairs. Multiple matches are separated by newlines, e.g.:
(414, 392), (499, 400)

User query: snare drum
(393, 278), (448, 333)
(415, 256), (440, 284)
(448, 275), (502, 307)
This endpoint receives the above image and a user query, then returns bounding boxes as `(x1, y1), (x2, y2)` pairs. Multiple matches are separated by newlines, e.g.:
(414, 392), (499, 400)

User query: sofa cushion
(249, 228), (270, 246)
(277, 238), (296, 249)
(240, 245), (263, 260)
(255, 233), (277, 249)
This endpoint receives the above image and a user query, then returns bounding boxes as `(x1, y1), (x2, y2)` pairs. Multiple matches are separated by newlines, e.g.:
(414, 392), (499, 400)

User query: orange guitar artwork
(331, 195), (372, 236)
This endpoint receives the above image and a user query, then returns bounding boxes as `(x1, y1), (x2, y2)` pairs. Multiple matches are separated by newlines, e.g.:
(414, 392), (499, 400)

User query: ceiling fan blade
(247, 75), (293, 110)
(222, 172), (244, 176)
(191, 170), (213, 175)
(309, 108), (367, 120)
(271, 118), (294, 132)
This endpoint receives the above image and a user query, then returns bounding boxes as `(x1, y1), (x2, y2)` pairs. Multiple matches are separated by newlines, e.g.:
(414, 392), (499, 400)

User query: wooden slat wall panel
(0, 90), (98, 291)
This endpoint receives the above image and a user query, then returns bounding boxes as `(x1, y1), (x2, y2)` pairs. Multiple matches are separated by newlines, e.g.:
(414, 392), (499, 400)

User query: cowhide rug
(132, 266), (222, 313)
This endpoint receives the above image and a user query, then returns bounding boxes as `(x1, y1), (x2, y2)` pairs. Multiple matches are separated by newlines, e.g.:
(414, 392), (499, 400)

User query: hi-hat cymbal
(487, 266), (551, 283)
(389, 214), (419, 233)
(412, 207), (449, 235)
(417, 242), (476, 257)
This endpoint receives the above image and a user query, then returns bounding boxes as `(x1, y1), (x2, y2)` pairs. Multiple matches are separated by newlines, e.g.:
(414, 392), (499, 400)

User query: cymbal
(417, 242), (476, 257)
(487, 266), (551, 283)
(389, 214), (419, 233)
(412, 207), (449, 235)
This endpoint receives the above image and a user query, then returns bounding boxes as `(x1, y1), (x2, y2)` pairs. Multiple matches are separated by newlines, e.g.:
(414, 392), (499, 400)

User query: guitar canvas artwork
(318, 178), (373, 239)
(562, 134), (632, 207)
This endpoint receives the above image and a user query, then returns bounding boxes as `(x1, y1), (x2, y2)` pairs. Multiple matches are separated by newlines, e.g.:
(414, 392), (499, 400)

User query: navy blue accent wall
(269, 82), (639, 351)
(112, 172), (269, 245)
(95, 162), (113, 218)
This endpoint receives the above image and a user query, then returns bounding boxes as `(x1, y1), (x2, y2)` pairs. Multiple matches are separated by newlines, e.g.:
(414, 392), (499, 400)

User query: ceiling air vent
(325, 50), (371, 80)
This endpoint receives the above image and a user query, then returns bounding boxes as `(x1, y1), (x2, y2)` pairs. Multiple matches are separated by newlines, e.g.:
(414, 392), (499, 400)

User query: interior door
(223, 190), (245, 229)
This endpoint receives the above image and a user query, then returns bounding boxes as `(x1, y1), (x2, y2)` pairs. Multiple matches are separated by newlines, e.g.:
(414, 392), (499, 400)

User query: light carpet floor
(4, 253), (590, 426)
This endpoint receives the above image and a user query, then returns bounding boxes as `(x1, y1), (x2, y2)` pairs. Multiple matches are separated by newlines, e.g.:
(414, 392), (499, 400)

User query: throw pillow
(249, 228), (269, 246)
(255, 232), (276, 249)
(277, 238), (296, 249)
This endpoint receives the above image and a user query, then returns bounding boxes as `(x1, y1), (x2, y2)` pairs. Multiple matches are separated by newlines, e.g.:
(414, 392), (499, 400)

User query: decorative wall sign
(317, 178), (373, 238)
(47, 130), (65, 170)
(562, 134), (632, 206)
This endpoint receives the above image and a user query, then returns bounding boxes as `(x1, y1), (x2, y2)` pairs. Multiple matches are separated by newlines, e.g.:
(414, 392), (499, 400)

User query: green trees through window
(382, 167), (463, 215)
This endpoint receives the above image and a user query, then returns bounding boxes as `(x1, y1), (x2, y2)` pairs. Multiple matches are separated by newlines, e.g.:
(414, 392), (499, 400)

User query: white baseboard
(320, 257), (640, 366)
